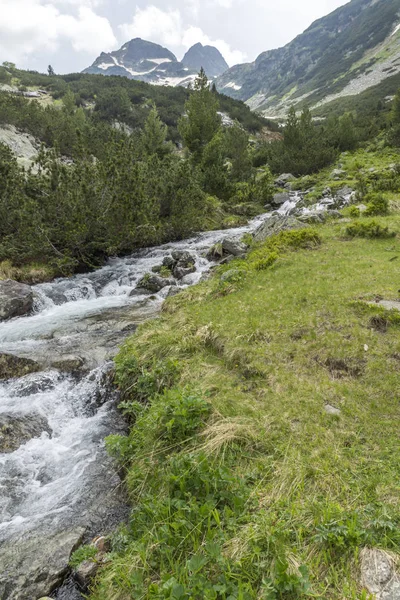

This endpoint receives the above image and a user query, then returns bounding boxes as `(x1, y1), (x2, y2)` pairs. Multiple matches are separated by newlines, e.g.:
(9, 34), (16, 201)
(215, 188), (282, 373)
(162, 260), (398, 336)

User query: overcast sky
(0, 0), (350, 74)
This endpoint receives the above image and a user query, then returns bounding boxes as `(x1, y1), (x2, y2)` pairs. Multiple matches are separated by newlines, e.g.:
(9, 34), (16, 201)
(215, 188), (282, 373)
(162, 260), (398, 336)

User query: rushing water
(0, 204), (299, 599)
(0, 195), (345, 599)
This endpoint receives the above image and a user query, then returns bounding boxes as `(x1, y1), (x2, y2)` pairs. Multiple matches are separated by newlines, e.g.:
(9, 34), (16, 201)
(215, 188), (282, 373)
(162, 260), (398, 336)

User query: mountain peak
(182, 44), (229, 78)
(83, 38), (229, 87)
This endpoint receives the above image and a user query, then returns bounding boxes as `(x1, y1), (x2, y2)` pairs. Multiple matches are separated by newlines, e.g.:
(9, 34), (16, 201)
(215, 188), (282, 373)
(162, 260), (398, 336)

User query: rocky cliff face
(83, 38), (228, 87)
(216, 0), (400, 117)
(182, 43), (229, 78)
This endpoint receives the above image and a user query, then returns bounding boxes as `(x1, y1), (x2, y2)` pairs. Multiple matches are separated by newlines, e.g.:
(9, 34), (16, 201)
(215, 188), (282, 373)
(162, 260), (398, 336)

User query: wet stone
(0, 413), (52, 453)
(0, 353), (41, 381)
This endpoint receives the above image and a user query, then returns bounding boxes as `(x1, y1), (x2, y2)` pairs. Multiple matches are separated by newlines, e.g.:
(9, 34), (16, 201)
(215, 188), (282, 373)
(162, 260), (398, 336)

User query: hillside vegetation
(0, 68), (275, 279)
(87, 206), (400, 599)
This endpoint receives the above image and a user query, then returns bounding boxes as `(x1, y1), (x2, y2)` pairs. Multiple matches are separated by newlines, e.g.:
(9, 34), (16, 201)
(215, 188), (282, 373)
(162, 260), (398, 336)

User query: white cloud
(120, 6), (183, 48)
(119, 5), (245, 66)
(181, 26), (245, 65)
(0, 0), (116, 66)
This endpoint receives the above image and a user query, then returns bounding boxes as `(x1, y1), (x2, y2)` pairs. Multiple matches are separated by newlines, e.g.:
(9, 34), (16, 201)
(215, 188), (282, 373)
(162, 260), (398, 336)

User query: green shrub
(345, 220), (396, 239)
(115, 355), (180, 404)
(348, 205), (361, 218)
(69, 545), (98, 568)
(249, 251), (279, 271)
(266, 229), (322, 251)
(364, 193), (389, 216)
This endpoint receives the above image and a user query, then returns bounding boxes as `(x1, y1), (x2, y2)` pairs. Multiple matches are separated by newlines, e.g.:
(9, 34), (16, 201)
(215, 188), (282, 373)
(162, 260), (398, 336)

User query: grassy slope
(89, 209), (400, 599)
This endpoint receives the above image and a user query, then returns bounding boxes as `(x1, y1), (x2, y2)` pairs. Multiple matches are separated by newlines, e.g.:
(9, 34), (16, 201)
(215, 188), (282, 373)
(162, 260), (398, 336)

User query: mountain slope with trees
(217, 0), (400, 117)
(0, 67), (275, 279)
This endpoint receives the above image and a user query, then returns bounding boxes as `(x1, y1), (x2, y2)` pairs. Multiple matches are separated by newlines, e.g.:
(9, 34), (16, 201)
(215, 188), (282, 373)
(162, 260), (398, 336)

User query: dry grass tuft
(200, 416), (264, 456)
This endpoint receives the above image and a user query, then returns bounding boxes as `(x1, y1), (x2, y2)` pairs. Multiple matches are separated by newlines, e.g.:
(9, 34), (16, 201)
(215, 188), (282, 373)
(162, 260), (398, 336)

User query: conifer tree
(179, 69), (221, 162)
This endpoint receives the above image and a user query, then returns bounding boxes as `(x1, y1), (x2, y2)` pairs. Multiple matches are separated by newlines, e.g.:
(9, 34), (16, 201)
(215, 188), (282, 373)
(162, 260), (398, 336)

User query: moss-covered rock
(0, 352), (41, 380)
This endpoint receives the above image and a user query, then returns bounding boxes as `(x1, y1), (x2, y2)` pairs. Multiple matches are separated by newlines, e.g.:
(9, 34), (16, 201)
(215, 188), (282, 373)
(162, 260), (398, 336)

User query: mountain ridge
(216, 0), (400, 117)
(83, 38), (229, 87)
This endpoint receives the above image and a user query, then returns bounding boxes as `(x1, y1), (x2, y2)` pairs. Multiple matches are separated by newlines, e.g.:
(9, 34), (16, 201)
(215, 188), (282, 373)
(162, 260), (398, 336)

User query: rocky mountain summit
(182, 43), (229, 78)
(83, 38), (229, 87)
(216, 0), (400, 117)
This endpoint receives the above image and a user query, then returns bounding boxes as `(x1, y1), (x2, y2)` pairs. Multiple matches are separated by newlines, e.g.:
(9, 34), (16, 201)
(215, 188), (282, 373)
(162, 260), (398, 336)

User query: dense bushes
(0, 71), (272, 274)
(256, 107), (358, 176)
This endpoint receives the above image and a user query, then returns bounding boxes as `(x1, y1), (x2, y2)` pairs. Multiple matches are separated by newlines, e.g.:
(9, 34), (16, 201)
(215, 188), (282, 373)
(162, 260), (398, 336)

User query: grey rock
(274, 173), (296, 187)
(129, 287), (151, 297)
(221, 237), (247, 256)
(220, 255), (236, 265)
(272, 192), (291, 206)
(0, 279), (33, 321)
(51, 356), (87, 374)
(173, 265), (196, 280)
(298, 211), (327, 224)
(322, 187), (332, 197)
(0, 527), (85, 600)
(0, 412), (52, 453)
(163, 256), (175, 268)
(324, 404), (341, 415)
(330, 168), (346, 180)
(0, 352), (41, 380)
(360, 548), (400, 599)
(171, 250), (195, 267)
(137, 274), (174, 293)
(74, 559), (101, 591)
(336, 185), (354, 200)
(253, 215), (306, 243)
(167, 286), (182, 297)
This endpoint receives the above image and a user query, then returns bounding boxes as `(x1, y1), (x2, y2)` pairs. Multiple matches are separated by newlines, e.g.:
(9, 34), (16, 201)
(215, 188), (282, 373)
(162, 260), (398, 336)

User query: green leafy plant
(69, 545), (98, 568)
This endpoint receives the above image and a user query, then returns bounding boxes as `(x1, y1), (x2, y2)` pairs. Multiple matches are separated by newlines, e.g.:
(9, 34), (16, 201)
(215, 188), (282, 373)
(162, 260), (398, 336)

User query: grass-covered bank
(85, 215), (400, 599)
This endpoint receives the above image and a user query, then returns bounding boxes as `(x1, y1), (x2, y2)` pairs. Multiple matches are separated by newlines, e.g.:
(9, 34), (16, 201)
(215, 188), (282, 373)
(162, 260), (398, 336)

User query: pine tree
(48, 65), (55, 76)
(141, 104), (168, 157)
(178, 69), (221, 162)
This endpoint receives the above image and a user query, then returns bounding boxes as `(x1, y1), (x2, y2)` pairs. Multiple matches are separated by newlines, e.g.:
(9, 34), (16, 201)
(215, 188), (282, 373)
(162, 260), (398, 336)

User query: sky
(0, 0), (350, 74)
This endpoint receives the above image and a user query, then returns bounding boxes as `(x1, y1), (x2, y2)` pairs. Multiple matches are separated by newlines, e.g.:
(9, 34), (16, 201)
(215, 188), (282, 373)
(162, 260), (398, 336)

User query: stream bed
(0, 208), (290, 600)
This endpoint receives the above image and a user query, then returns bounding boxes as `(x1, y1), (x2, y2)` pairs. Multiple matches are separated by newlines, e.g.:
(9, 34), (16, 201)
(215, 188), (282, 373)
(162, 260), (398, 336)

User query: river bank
(1, 207), (290, 600)
(88, 212), (400, 599)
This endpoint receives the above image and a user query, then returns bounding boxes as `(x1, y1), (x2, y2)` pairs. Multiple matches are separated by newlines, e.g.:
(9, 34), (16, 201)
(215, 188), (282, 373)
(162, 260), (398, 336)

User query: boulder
(322, 187), (332, 197)
(173, 265), (196, 280)
(162, 256), (176, 269)
(51, 356), (87, 374)
(274, 173), (296, 187)
(167, 286), (182, 297)
(0, 412), (52, 453)
(0, 527), (86, 600)
(298, 211), (327, 225)
(0, 279), (33, 321)
(335, 185), (354, 200)
(271, 192), (291, 206)
(0, 352), (41, 380)
(137, 274), (174, 293)
(330, 168), (346, 180)
(171, 250), (195, 268)
(129, 287), (151, 297)
(74, 559), (101, 591)
(221, 237), (247, 257)
(253, 215), (306, 243)
(360, 548), (400, 599)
